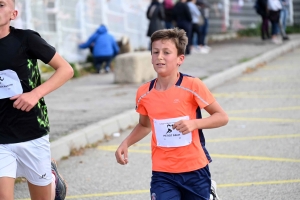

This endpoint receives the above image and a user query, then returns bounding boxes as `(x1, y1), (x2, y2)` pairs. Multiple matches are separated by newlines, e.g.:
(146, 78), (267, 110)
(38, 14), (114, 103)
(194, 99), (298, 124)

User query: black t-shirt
(0, 27), (56, 144)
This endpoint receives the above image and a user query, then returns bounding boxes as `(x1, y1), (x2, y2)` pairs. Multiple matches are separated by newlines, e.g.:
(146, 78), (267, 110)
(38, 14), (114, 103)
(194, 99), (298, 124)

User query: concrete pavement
(44, 35), (300, 160)
(15, 40), (300, 200)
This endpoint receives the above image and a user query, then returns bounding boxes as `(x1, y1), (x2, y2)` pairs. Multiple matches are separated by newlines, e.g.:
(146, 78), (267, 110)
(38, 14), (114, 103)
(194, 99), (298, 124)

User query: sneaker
(210, 180), (221, 200)
(203, 45), (211, 51)
(51, 159), (67, 200)
(272, 37), (282, 45)
(199, 46), (210, 54)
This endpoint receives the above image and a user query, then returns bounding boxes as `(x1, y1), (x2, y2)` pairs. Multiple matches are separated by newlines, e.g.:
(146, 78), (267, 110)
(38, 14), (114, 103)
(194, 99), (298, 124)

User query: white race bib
(154, 116), (192, 148)
(0, 70), (23, 99)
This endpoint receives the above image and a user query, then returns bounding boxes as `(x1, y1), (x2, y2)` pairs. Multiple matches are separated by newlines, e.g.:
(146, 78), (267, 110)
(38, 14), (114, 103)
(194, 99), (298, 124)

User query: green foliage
(238, 24), (300, 37)
(69, 63), (81, 78)
(237, 26), (260, 37)
(286, 24), (300, 34)
(39, 63), (54, 73)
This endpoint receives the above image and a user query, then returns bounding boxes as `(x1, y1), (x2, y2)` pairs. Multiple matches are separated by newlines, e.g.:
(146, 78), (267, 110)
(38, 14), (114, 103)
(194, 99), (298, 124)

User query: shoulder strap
(148, 73), (184, 91)
(149, 78), (156, 91)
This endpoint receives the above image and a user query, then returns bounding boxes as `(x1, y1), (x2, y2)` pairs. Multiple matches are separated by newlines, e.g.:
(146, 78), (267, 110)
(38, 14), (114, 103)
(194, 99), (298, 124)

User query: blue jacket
(79, 25), (119, 57)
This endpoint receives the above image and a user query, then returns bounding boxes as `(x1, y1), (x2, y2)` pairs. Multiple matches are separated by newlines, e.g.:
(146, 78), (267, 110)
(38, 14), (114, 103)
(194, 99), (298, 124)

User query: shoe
(51, 159), (67, 200)
(283, 36), (289, 41)
(272, 37), (282, 45)
(203, 45), (211, 51)
(210, 180), (221, 200)
(190, 47), (201, 54)
(199, 46), (210, 54)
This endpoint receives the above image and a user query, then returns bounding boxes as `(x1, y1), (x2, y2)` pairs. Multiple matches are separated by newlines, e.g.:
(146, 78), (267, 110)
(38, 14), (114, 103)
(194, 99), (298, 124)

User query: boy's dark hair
(150, 28), (188, 56)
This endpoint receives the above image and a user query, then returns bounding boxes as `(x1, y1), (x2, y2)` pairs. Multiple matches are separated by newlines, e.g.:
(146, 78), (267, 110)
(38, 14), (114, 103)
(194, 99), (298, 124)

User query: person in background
(268, 0), (282, 44)
(279, 0), (290, 40)
(79, 24), (119, 73)
(187, 0), (203, 54)
(173, 0), (193, 55)
(163, 0), (174, 29)
(146, 0), (165, 41)
(197, 0), (211, 53)
(254, 0), (270, 41)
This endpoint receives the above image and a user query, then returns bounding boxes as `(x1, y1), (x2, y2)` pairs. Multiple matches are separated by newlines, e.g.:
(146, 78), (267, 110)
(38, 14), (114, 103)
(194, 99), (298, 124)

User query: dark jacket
(146, 2), (165, 37)
(79, 25), (119, 57)
(163, 0), (174, 22)
(255, 0), (268, 17)
(172, 2), (192, 22)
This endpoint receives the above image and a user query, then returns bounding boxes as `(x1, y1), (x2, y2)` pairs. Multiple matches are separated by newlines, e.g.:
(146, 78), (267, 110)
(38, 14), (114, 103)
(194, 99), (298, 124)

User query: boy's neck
(0, 25), (11, 39)
(156, 72), (179, 91)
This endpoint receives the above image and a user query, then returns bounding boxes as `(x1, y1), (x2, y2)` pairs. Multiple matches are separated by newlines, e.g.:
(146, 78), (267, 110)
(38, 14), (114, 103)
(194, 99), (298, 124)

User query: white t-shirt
(268, 0), (282, 11)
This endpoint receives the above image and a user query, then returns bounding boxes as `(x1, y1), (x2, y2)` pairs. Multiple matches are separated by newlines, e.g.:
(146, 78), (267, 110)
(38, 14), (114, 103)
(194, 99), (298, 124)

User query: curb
(51, 39), (300, 161)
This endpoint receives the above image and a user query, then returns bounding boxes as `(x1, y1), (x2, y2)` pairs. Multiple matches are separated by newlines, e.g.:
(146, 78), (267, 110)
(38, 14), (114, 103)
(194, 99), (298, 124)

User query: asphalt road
(14, 47), (300, 200)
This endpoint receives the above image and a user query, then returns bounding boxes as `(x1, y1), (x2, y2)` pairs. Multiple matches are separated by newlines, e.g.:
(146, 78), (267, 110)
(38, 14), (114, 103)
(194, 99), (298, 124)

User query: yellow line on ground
(207, 134), (300, 142)
(229, 117), (300, 123)
(213, 94), (300, 98)
(218, 179), (300, 188)
(226, 106), (300, 114)
(97, 134), (300, 151)
(210, 154), (300, 163)
(239, 77), (299, 82)
(15, 180), (300, 200)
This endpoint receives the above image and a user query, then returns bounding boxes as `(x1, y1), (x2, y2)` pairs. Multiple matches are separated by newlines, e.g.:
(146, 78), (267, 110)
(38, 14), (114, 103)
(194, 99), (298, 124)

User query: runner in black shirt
(0, 0), (74, 199)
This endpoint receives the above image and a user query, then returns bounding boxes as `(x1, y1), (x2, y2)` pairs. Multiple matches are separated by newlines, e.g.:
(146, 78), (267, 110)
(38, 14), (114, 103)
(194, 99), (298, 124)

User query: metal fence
(10, 0), (296, 63)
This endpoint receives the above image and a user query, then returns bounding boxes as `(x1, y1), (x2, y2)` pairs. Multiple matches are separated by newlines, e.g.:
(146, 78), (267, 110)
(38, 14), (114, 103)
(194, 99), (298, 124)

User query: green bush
(286, 24), (300, 34)
(237, 24), (300, 37)
(69, 63), (81, 78)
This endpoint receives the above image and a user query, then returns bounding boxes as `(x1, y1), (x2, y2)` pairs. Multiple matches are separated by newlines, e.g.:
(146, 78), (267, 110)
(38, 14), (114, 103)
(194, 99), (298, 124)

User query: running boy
(0, 0), (74, 200)
(115, 28), (228, 199)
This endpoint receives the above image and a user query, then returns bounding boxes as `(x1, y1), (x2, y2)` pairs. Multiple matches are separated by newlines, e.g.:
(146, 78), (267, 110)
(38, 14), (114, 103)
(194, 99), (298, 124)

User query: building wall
(10, 0), (296, 63)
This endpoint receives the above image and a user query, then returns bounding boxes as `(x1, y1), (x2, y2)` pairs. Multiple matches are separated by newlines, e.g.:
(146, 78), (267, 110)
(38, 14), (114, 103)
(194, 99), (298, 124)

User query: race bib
(0, 70), (23, 99)
(154, 116), (192, 148)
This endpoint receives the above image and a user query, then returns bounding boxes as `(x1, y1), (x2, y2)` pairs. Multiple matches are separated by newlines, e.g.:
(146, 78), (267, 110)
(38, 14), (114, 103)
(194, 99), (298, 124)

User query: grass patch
(238, 24), (300, 37)
(199, 76), (208, 80)
(39, 63), (54, 73)
(239, 57), (252, 63)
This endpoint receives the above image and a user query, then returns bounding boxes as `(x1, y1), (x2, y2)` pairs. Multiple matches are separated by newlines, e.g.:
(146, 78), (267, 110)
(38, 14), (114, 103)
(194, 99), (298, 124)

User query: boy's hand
(173, 120), (196, 135)
(115, 143), (129, 165)
(10, 91), (40, 112)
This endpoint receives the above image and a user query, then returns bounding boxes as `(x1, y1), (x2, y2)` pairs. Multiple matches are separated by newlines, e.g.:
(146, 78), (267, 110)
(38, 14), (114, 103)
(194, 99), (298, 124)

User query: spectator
(146, 0), (165, 38)
(197, 0), (211, 53)
(268, 0), (282, 44)
(163, 0), (174, 29)
(279, 0), (290, 40)
(173, 0), (193, 54)
(187, 0), (203, 54)
(254, 0), (270, 40)
(79, 24), (119, 73)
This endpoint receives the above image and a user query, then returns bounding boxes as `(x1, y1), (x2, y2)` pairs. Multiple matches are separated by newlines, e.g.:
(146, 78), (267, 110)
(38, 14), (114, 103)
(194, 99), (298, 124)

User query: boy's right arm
(115, 114), (151, 165)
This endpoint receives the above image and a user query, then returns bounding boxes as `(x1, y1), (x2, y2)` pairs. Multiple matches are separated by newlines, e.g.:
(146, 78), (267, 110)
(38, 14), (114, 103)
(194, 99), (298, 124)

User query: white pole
(289, 0), (294, 25)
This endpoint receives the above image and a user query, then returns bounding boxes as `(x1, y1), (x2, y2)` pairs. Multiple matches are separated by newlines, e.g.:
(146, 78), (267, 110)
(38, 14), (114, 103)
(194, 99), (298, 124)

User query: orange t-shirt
(135, 73), (215, 173)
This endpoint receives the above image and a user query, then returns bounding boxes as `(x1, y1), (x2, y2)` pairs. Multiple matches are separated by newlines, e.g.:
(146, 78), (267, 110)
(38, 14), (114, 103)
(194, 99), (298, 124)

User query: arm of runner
(10, 53), (74, 112)
(173, 101), (228, 134)
(115, 114), (152, 165)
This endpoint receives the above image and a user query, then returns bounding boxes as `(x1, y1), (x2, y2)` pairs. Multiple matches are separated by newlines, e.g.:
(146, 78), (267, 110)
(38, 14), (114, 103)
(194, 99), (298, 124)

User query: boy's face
(151, 39), (184, 76)
(0, 0), (17, 28)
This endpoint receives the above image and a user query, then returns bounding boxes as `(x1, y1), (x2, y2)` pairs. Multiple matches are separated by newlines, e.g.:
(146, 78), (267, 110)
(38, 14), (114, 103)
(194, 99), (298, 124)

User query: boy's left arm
(10, 53), (74, 112)
(173, 101), (228, 134)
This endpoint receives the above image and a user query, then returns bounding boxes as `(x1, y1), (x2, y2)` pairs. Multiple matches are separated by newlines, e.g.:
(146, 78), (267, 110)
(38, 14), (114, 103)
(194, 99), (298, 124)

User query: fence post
(290, 0), (294, 25)
(224, 0), (230, 31)
(25, 0), (34, 29)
